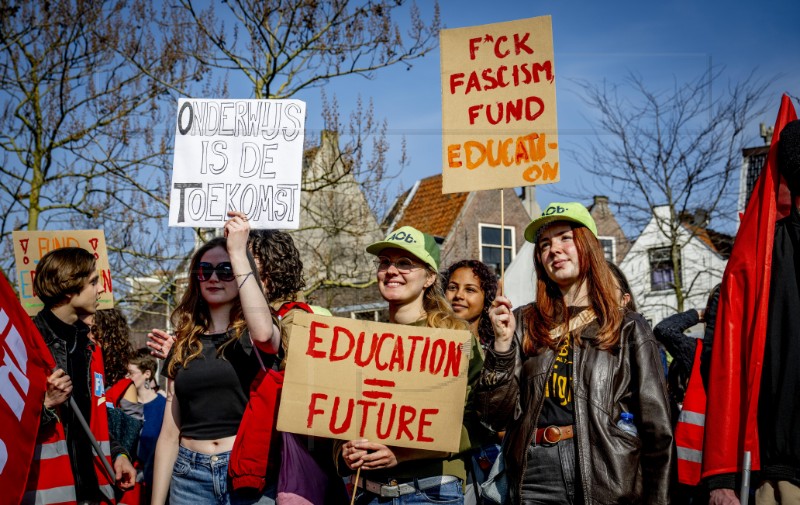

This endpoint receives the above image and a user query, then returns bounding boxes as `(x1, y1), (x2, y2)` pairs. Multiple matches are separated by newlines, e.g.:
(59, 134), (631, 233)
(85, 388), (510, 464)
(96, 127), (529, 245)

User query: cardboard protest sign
(169, 98), (306, 229)
(0, 272), (56, 504)
(12, 230), (114, 316)
(441, 15), (559, 193)
(277, 313), (472, 452)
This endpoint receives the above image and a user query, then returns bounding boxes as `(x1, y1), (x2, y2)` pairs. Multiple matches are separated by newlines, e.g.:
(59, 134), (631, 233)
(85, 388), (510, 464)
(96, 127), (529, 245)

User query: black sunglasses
(195, 262), (235, 282)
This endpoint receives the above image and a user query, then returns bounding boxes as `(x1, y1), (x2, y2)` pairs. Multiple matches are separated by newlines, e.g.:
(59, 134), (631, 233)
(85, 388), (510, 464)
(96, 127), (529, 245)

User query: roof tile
(393, 174), (468, 238)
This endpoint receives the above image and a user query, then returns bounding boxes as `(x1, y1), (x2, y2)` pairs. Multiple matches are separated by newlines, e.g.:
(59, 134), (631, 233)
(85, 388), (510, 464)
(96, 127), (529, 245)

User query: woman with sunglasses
(479, 203), (672, 504)
(338, 226), (488, 504)
(151, 211), (281, 505)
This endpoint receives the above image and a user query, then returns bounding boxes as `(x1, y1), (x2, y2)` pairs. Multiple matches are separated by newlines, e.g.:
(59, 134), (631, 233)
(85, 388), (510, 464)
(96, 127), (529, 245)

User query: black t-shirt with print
(538, 332), (574, 427)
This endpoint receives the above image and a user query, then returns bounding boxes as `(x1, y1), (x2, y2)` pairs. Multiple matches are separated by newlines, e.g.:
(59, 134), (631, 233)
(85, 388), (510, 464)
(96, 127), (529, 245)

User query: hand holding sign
(489, 295), (515, 353)
(342, 439), (399, 471)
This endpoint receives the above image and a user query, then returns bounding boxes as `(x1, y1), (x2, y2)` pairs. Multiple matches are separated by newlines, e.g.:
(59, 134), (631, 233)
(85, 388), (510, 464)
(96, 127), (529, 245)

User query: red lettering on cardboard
(306, 321), (329, 358)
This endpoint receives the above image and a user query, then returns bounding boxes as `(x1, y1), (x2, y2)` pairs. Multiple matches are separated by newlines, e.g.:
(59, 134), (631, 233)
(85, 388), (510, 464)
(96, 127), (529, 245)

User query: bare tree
(575, 67), (769, 311)
(177, 0), (440, 100)
(0, 0), (207, 299)
(175, 0), (437, 304)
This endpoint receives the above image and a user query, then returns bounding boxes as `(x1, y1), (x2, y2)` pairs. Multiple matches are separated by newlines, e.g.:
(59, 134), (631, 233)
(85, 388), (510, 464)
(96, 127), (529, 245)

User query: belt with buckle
(534, 424), (575, 445)
(350, 474), (460, 498)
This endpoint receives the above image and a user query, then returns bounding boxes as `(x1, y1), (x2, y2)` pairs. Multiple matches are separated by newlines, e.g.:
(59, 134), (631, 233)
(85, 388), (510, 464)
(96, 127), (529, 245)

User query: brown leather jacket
(476, 306), (673, 504)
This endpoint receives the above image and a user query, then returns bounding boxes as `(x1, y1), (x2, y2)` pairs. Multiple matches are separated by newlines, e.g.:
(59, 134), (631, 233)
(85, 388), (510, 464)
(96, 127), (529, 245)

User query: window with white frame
(480, 224), (515, 275)
(598, 236), (616, 263)
(649, 247), (679, 291)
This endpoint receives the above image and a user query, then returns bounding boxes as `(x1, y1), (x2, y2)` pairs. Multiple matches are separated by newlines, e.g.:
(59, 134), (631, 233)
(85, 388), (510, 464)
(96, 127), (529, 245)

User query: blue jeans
(170, 445), (276, 505)
(353, 479), (463, 505)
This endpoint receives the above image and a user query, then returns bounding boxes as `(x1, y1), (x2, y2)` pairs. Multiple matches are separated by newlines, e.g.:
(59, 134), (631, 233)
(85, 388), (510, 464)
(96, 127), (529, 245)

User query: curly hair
(92, 308), (135, 387)
(442, 260), (498, 346)
(168, 237), (247, 378)
(247, 229), (305, 302)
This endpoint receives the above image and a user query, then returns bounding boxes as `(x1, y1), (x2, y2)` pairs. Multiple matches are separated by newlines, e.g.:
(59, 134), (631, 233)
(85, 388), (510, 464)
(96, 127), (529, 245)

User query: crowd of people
(22, 118), (800, 505)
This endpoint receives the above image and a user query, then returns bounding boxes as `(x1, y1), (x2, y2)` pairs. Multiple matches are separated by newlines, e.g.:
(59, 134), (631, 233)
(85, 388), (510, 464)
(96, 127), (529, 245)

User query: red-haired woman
(479, 202), (672, 504)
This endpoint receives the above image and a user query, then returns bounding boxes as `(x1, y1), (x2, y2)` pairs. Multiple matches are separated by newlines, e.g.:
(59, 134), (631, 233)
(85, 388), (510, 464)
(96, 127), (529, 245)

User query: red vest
(24, 343), (117, 505)
(229, 302), (312, 491)
(674, 342), (706, 485)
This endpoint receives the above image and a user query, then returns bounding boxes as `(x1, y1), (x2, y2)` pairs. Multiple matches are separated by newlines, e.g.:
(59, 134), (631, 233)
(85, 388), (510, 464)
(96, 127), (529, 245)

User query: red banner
(703, 95), (798, 478)
(0, 273), (54, 505)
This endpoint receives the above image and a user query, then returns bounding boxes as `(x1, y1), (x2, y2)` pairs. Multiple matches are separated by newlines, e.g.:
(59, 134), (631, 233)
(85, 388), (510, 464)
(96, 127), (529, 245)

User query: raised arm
(224, 210), (280, 354)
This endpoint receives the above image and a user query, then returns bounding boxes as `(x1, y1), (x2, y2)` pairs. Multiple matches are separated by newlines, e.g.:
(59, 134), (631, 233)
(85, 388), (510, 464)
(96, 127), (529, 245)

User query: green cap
(524, 202), (598, 243)
(366, 226), (440, 270)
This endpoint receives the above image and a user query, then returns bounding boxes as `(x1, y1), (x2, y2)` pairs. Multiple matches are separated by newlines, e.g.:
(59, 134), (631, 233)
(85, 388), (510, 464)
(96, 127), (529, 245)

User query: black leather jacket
(476, 306), (673, 504)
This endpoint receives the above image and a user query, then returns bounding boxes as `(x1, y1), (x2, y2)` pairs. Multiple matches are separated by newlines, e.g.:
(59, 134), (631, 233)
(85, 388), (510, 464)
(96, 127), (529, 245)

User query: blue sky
(293, 0), (800, 223)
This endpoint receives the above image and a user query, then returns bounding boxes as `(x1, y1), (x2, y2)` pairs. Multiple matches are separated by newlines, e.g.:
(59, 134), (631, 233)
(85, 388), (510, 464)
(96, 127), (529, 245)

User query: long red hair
(523, 224), (623, 354)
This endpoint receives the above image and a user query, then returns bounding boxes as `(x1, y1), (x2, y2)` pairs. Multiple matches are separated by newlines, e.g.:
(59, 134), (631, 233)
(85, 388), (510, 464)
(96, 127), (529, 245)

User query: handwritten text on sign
(169, 99), (306, 229)
(440, 16), (559, 193)
(277, 314), (472, 452)
(12, 230), (114, 316)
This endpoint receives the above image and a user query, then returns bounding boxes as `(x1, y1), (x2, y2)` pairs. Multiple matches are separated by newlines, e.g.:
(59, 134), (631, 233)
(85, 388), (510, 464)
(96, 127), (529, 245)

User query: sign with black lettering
(169, 99), (306, 229)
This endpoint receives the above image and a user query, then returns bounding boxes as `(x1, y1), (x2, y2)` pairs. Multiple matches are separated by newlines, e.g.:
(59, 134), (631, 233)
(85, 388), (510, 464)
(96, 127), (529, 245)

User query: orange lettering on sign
(453, 133), (557, 171)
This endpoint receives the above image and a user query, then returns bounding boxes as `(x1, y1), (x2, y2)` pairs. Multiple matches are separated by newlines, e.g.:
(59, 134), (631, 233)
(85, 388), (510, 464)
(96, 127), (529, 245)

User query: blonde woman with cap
(477, 203), (673, 504)
(337, 226), (489, 504)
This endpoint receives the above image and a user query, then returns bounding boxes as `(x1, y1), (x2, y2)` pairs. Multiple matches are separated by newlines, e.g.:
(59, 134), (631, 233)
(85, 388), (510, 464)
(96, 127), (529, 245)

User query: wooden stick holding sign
(277, 313), (472, 453)
(500, 189), (505, 294)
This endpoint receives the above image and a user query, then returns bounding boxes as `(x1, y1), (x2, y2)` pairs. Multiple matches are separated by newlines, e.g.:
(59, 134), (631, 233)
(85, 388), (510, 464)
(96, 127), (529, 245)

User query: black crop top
(163, 332), (261, 440)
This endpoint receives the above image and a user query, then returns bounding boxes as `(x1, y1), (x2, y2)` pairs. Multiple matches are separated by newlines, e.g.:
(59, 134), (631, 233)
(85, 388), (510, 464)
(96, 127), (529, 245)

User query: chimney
(592, 195), (610, 217)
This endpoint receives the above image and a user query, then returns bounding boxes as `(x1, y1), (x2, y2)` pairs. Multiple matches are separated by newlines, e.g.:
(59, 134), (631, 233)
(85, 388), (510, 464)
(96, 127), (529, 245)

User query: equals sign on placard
(362, 378), (396, 400)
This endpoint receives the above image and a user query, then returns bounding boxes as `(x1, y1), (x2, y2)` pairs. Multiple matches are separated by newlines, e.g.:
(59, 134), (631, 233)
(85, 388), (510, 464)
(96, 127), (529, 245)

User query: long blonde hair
(167, 237), (247, 377)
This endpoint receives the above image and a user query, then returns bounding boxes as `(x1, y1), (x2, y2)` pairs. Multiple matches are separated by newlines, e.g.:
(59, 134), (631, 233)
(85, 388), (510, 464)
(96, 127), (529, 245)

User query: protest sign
(0, 272), (55, 504)
(277, 313), (472, 452)
(12, 229), (114, 316)
(441, 15), (559, 193)
(169, 98), (306, 229)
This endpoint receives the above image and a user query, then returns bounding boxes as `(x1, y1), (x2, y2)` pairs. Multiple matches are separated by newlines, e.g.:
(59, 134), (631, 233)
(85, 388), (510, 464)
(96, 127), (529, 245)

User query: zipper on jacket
(516, 349), (558, 498)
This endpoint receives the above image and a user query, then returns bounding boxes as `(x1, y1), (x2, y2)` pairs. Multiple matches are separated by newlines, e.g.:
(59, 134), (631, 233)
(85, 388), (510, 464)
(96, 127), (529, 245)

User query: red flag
(0, 273), (56, 504)
(702, 94), (798, 478)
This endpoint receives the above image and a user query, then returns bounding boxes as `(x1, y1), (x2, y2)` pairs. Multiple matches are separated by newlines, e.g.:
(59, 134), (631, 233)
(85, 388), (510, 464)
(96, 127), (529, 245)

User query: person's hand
(341, 439), (398, 471)
(489, 295), (515, 352)
(114, 455), (136, 490)
(223, 210), (250, 255)
(697, 309), (706, 323)
(44, 369), (72, 408)
(147, 329), (175, 359)
(709, 489), (740, 505)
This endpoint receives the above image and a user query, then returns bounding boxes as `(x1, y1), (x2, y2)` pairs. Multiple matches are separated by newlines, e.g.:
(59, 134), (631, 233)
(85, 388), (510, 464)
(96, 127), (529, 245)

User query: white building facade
(620, 205), (729, 331)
